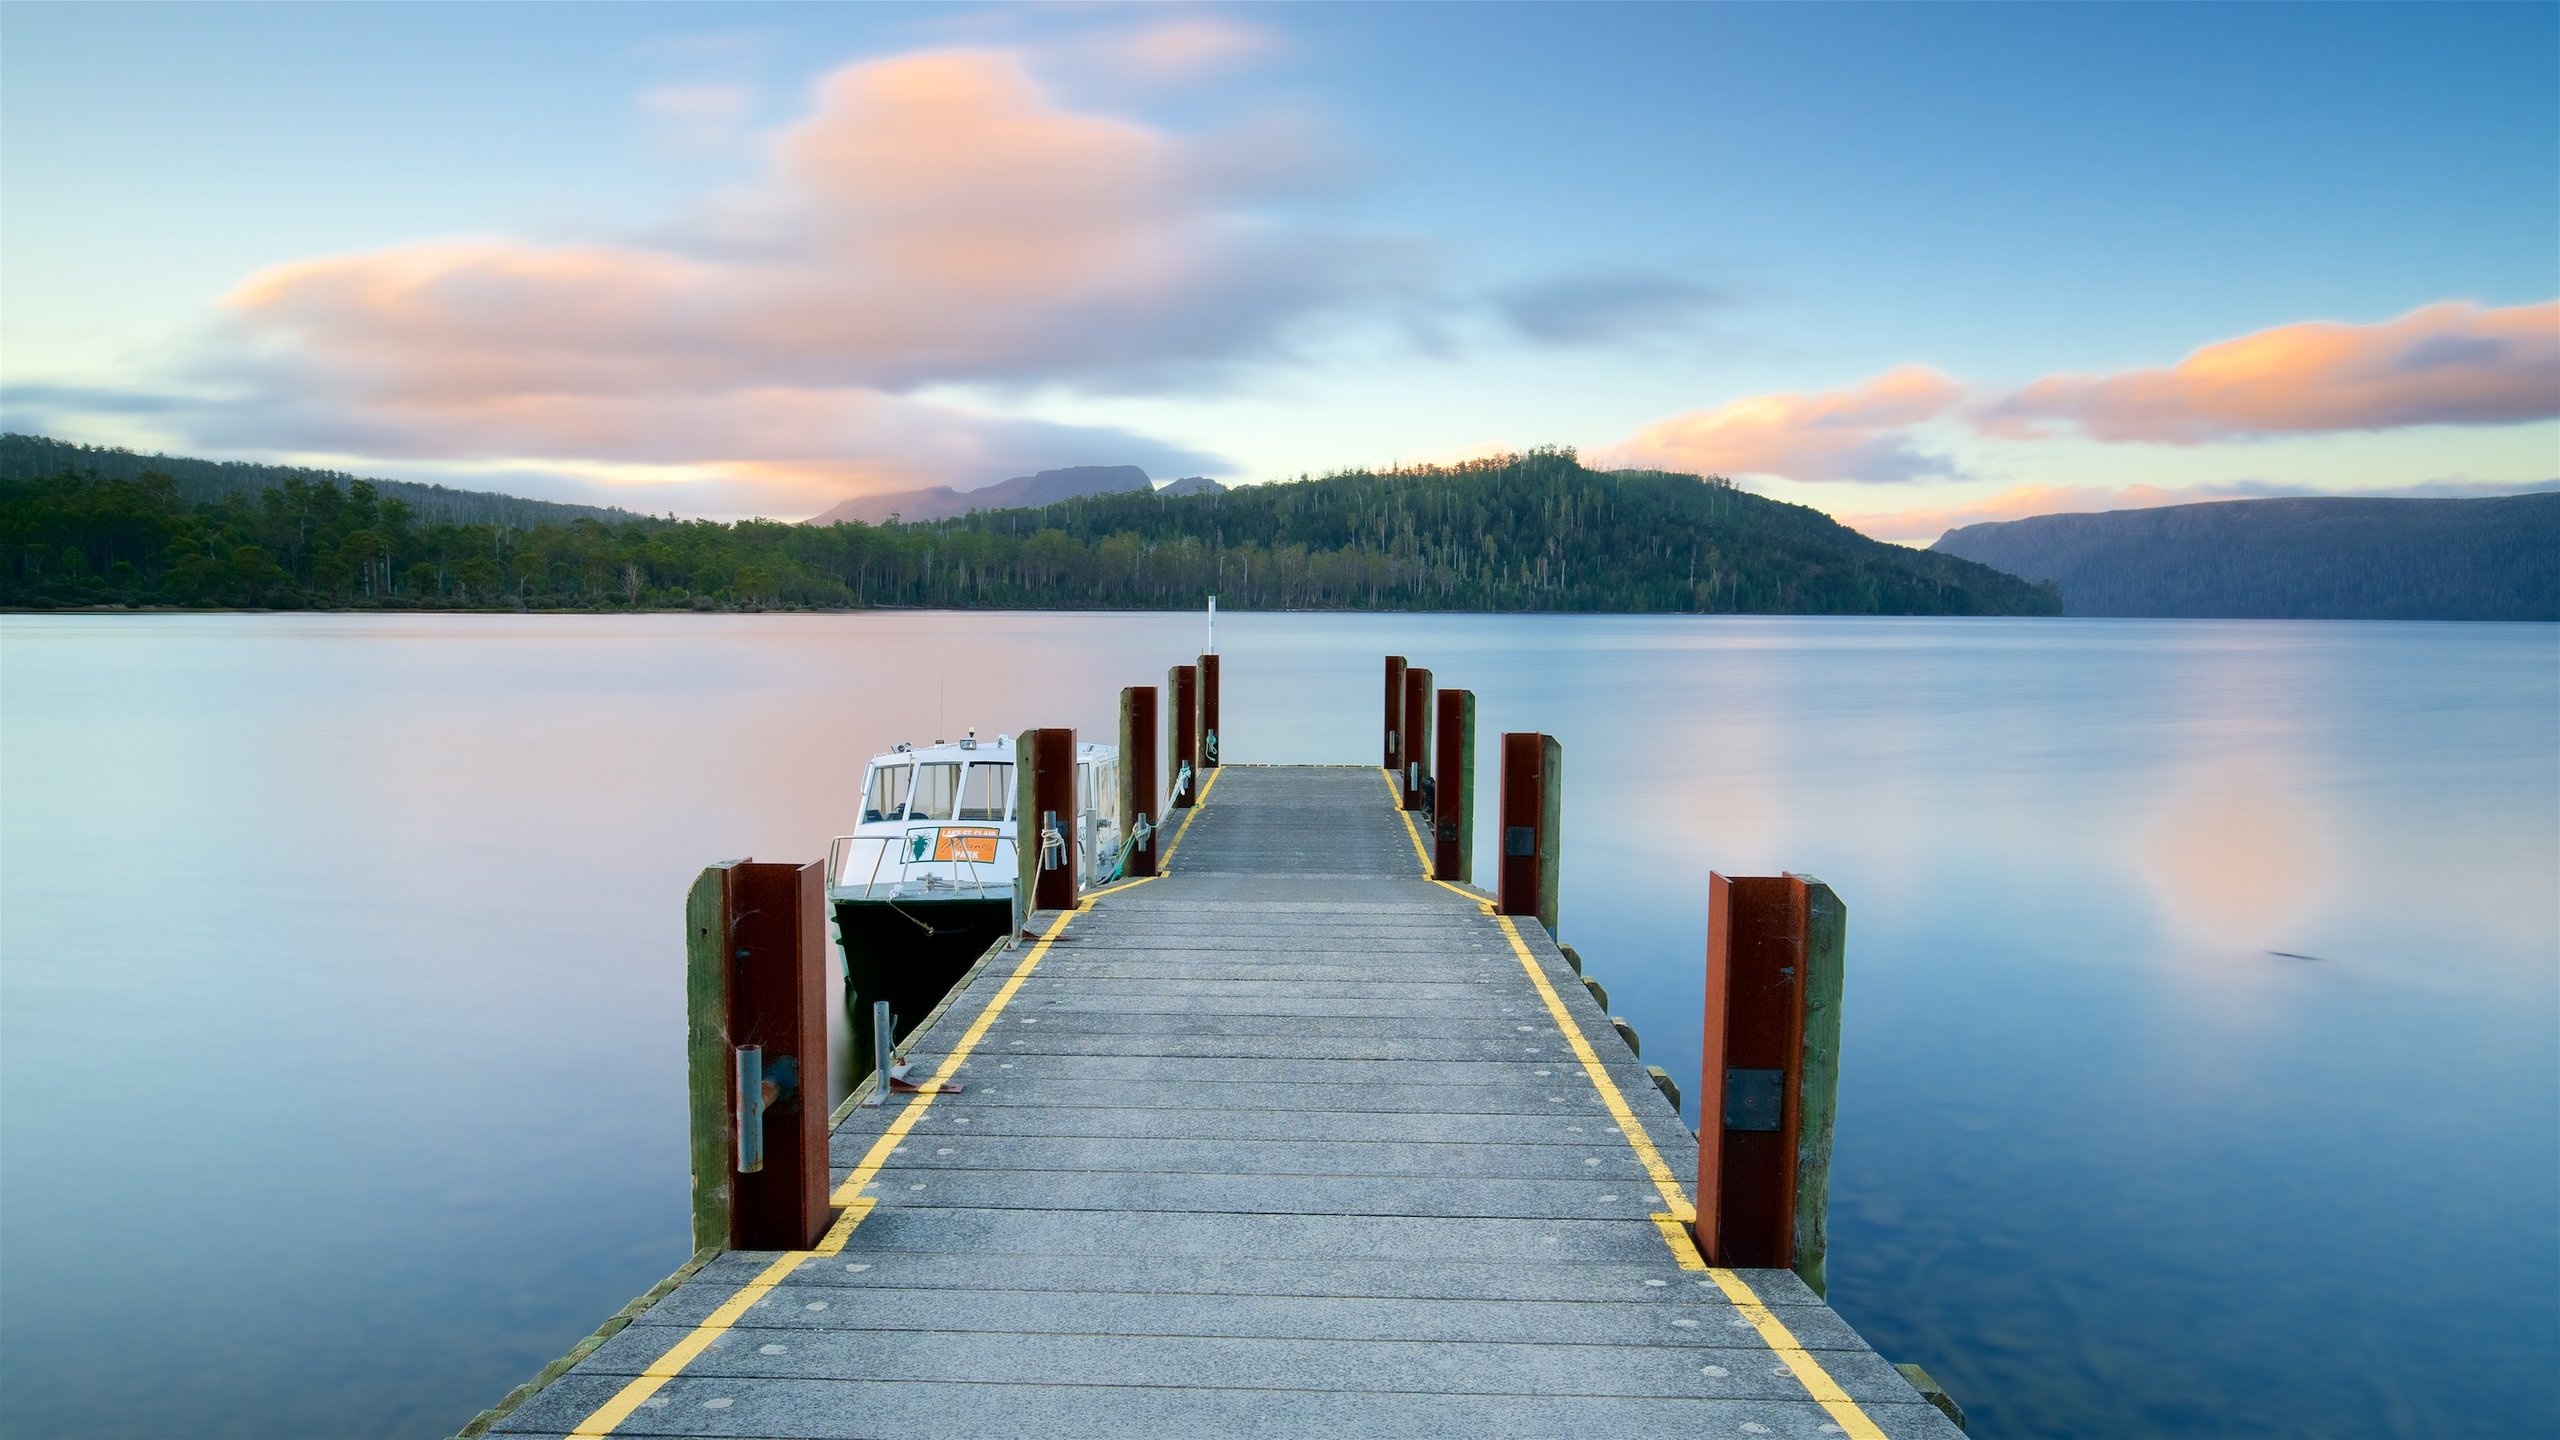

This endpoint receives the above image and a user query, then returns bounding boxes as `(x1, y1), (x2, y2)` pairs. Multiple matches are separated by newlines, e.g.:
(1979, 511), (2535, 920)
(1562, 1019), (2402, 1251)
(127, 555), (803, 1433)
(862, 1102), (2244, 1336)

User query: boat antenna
(1207, 594), (1217, 655)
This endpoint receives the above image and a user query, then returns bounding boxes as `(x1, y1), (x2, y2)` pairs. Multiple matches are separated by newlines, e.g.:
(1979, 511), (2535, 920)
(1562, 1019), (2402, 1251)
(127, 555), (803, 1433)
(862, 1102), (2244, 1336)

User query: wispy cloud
(1979, 299), (2560, 443)
(1598, 365), (1965, 483)
(638, 82), (757, 152)
(1492, 268), (1726, 346)
(1096, 17), (1282, 84)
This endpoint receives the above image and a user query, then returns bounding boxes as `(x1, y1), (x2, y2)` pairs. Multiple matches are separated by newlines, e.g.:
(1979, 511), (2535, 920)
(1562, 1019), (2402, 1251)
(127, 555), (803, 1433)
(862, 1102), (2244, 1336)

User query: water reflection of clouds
(2137, 754), (2335, 960)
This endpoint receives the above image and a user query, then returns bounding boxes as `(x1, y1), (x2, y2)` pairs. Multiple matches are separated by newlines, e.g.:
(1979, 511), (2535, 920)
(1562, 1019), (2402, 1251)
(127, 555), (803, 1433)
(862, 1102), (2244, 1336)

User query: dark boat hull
(834, 897), (1012, 1080)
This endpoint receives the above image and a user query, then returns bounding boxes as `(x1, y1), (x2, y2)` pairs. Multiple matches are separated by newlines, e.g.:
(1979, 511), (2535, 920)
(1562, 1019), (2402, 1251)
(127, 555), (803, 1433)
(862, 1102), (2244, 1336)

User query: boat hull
(833, 896), (1012, 1080)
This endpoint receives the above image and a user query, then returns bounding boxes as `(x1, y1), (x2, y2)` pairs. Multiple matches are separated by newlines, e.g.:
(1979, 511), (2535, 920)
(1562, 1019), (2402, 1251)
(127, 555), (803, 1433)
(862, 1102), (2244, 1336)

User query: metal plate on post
(1724, 1068), (1785, 1131)
(1383, 656), (1406, 769)
(1505, 826), (1536, 857)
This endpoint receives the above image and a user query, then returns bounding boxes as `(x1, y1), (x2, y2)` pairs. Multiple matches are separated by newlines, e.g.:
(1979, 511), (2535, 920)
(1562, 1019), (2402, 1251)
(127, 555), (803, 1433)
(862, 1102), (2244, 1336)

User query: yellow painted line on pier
(1708, 1269), (1891, 1440)
(569, 907), (1083, 1437)
(1492, 901), (1886, 1438)
(1385, 771), (1498, 912)
(1431, 877), (1492, 909)
(1496, 914), (1696, 1236)
(1155, 766), (1219, 869)
(1384, 767), (1436, 872)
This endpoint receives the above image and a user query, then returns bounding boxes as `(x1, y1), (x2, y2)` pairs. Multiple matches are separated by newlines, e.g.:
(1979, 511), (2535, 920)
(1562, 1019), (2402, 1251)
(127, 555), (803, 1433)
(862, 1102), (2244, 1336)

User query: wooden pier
(474, 753), (1962, 1438)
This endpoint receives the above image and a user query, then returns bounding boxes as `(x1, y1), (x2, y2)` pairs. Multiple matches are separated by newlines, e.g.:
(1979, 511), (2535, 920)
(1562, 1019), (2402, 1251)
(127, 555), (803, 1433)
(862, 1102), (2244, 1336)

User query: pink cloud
(1106, 18), (1280, 82)
(1980, 300), (2560, 443)
(192, 47), (1379, 500)
(1597, 365), (1965, 483)
(1835, 484), (2202, 546)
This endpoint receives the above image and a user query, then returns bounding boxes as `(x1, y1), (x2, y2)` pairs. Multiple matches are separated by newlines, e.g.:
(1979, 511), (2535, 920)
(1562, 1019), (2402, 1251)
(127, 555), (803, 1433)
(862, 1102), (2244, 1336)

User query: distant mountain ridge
(0, 433), (642, 530)
(1931, 492), (2560, 620)
(807, 465), (1224, 526)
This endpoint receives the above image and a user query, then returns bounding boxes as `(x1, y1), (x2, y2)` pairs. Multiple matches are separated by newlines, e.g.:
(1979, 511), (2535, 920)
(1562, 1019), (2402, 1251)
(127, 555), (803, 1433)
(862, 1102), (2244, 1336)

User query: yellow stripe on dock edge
(1156, 765), (1218, 869)
(1387, 769), (1885, 1440)
(569, 905), (1085, 1437)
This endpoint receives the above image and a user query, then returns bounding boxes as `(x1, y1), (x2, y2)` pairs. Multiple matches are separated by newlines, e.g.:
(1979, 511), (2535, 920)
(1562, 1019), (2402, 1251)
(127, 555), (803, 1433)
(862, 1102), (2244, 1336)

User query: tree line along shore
(0, 442), (2060, 617)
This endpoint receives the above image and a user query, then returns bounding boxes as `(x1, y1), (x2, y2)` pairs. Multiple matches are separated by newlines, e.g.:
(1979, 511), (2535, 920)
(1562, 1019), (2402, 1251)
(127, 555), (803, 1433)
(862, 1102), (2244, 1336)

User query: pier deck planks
(494, 765), (1959, 1440)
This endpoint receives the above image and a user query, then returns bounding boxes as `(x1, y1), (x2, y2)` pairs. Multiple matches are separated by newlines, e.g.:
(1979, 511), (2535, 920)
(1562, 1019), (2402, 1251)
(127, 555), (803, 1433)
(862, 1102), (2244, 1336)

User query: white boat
(826, 733), (1122, 1053)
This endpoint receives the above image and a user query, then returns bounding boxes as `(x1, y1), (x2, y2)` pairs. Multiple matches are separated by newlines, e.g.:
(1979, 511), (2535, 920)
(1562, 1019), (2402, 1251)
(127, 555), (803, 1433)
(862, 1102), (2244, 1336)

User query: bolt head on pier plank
(1432, 688), (1475, 883)
(1197, 654), (1221, 769)
(1118, 688), (1160, 879)
(1382, 656), (1406, 769)
(1694, 872), (1844, 1292)
(1400, 666), (1433, 810)
(1167, 665), (1199, 810)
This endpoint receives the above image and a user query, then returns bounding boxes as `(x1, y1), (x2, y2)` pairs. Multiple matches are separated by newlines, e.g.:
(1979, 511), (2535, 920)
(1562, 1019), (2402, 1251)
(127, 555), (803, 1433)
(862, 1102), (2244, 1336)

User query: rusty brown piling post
(1694, 873), (1846, 1295)
(685, 857), (831, 1253)
(1014, 728), (1080, 913)
(1383, 656), (1406, 769)
(1400, 666), (1433, 810)
(1168, 664), (1199, 810)
(1433, 688), (1475, 883)
(1497, 732), (1562, 934)
(1119, 687), (1160, 879)
(1198, 654), (1221, 769)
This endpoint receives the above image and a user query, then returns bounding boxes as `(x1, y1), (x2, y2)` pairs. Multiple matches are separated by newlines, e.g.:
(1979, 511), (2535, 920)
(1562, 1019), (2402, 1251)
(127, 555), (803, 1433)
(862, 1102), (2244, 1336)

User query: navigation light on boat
(962, 729), (977, 751)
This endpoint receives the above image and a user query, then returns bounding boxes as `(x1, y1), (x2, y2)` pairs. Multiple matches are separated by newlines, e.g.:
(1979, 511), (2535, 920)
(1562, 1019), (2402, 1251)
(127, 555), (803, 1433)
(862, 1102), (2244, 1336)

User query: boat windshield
(863, 762), (912, 823)
(910, 763), (961, 821)
(958, 763), (1012, 822)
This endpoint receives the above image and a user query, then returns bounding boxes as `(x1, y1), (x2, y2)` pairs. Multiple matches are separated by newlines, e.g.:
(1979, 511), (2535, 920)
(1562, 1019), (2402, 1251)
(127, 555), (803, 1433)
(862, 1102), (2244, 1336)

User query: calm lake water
(1, 612), (2553, 1439)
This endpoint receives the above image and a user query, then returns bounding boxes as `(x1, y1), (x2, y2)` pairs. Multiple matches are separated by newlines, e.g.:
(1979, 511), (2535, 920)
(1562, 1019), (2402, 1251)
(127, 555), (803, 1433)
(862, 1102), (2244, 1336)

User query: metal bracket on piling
(733, 1046), (802, 1172)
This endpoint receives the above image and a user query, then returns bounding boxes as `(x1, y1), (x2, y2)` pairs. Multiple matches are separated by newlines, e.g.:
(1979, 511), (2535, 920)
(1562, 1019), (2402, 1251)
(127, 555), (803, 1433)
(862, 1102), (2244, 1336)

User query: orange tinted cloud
(1981, 300), (2560, 443)
(229, 50), (1343, 399)
(1597, 365), (1964, 482)
(200, 47), (1371, 497)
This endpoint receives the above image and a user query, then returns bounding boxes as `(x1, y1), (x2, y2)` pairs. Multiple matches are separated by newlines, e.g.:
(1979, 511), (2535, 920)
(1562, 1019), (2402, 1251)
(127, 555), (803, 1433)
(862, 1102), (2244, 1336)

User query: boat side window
(910, 763), (961, 822)
(863, 763), (912, 824)
(957, 763), (1012, 821)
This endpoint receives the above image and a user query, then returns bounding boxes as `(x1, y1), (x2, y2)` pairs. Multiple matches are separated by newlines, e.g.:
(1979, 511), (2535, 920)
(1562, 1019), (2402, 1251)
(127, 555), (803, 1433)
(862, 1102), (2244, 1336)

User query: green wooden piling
(1794, 876), (1848, 1298)
(684, 862), (738, 1255)
(1538, 735), (1563, 935)
(1013, 748), (1040, 932)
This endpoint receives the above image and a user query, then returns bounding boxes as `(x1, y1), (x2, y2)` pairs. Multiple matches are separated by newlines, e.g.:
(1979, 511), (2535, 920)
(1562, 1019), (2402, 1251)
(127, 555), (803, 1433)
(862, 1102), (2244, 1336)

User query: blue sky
(4, 2), (2552, 538)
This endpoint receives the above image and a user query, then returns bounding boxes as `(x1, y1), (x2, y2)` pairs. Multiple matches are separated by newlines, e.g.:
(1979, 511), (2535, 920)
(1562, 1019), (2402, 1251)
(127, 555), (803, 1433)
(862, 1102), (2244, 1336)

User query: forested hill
(1932, 492), (2560, 620)
(2, 446), (2057, 614)
(0, 434), (641, 529)
(893, 451), (2056, 614)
